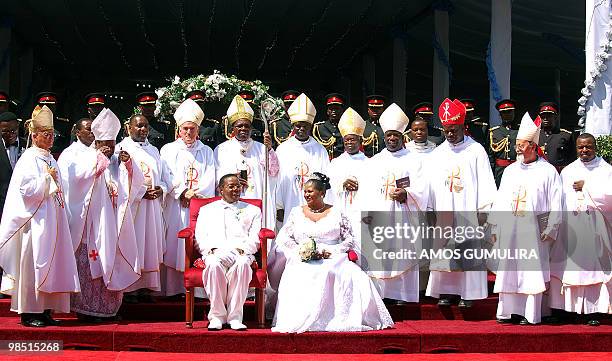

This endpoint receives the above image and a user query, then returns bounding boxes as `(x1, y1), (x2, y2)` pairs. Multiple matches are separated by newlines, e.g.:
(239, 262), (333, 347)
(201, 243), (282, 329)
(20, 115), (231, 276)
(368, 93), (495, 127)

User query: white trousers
(549, 277), (612, 314)
(497, 293), (543, 324)
(426, 270), (488, 300)
(203, 253), (252, 323)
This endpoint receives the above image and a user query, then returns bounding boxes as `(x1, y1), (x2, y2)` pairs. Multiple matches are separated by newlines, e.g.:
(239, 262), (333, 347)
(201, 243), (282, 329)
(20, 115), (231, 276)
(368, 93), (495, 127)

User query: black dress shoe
(123, 294), (139, 304)
(458, 299), (473, 308)
(137, 293), (155, 303)
(395, 300), (409, 305)
(496, 318), (513, 324)
(519, 317), (532, 326)
(43, 310), (60, 326)
(587, 319), (600, 326)
(437, 298), (451, 306)
(21, 316), (46, 328)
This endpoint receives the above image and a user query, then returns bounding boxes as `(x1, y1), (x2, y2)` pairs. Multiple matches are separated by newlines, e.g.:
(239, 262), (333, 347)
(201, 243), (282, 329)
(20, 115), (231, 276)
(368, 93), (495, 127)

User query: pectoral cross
(107, 182), (118, 209)
(42, 159), (65, 208)
(186, 162), (199, 190)
(384, 173), (396, 201)
(141, 161), (152, 188)
(89, 249), (99, 261)
(447, 167), (461, 193)
(512, 186), (527, 216)
(297, 162), (309, 190)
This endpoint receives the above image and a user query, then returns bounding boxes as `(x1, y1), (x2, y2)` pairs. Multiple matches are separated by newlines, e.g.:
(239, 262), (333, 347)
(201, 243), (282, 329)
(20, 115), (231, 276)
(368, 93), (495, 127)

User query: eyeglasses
(38, 131), (54, 138)
(1, 129), (17, 135)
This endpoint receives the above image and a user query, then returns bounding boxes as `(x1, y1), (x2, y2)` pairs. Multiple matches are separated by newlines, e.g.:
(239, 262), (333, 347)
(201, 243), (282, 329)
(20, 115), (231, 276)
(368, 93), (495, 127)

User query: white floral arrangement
(577, 11), (612, 128)
(134, 70), (285, 121)
(298, 237), (332, 262)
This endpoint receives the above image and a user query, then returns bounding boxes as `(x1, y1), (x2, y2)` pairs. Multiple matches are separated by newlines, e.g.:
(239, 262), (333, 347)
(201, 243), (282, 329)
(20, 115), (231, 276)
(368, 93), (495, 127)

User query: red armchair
(177, 196), (276, 328)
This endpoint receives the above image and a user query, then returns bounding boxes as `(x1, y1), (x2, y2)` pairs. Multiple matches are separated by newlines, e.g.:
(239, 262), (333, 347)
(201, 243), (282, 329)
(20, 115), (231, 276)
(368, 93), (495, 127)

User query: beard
(516, 154), (524, 164)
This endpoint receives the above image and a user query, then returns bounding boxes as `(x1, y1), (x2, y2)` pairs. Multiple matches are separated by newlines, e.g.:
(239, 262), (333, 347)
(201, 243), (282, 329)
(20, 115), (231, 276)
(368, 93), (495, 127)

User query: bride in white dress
(272, 173), (394, 333)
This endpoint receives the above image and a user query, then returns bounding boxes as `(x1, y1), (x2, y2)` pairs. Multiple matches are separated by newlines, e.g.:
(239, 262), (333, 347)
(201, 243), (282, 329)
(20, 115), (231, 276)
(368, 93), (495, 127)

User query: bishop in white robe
(550, 134), (612, 325)
(267, 93), (329, 312)
(118, 115), (169, 300)
(214, 95), (279, 230)
(66, 108), (145, 320)
(328, 108), (368, 260)
(425, 99), (497, 307)
(195, 174), (261, 330)
(362, 104), (429, 303)
(0, 106), (80, 327)
(161, 99), (216, 296)
(491, 112), (562, 325)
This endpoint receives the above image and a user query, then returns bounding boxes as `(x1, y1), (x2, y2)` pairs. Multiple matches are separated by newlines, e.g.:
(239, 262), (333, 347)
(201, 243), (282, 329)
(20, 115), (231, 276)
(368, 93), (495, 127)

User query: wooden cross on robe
(89, 249), (99, 261)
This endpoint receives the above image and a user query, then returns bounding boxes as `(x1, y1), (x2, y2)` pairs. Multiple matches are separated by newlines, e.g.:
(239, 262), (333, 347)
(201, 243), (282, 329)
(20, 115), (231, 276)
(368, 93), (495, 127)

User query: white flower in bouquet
(299, 238), (318, 262)
(154, 103), (161, 117)
(172, 75), (181, 85)
(155, 87), (166, 99)
(170, 100), (180, 109)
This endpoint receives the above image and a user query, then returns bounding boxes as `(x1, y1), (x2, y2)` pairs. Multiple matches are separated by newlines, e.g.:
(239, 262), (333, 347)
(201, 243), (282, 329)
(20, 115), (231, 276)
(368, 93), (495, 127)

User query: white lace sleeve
(276, 208), (299, 252)
(320, 212), (355, 255)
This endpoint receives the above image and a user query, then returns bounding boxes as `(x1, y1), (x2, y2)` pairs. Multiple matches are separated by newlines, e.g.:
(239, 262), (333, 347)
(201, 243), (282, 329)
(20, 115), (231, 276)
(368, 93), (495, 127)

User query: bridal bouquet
(298, 238), (331, 262)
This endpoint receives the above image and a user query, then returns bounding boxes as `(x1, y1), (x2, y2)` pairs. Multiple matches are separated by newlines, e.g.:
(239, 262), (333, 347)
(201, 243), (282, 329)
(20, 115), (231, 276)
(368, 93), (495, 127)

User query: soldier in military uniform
(404, 102), (445, 145)
(185, 90), (222, 149)
(313, 93), (346, 159)
(36, 92), (71, 156)
(85, 93), (106, 120)
(0, 90), (9, 113)
(461, 98), (489, 149)
(137, 91), (173, 150)
(270, 90), (298, 148)
(363, 94), (385, 157)
(489, 99), (519, 187)
(537, 102), (574, 172)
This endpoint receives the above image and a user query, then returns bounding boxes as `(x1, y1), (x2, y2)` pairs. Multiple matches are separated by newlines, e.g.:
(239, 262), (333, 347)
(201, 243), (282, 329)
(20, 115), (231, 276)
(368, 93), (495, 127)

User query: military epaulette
(314, 121), (325, 126)
(205, 118), (219, 124)
(489, 126), (500, 132)
(473, 121), (488, 126)
(435, 126), (443, 131)
(560, 128), (572, 134)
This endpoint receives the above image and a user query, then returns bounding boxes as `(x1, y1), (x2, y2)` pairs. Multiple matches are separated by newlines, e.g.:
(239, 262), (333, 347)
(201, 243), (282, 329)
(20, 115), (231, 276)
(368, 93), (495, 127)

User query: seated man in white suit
(195, 174), (261, 330)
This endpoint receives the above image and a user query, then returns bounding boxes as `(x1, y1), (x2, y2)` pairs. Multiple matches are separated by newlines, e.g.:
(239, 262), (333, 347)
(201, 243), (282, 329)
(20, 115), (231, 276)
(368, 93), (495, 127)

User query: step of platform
(0, 295), (499, 321)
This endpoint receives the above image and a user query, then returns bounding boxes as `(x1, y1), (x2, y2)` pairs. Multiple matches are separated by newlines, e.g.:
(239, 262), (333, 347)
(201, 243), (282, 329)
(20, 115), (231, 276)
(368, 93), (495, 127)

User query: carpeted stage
(0, 297), (611, 355)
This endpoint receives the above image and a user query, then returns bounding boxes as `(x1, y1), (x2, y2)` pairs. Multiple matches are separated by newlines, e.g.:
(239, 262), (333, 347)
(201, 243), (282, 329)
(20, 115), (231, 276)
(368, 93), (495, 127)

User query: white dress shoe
(207, 318), (223, 330)
(229, 320), (247, 330)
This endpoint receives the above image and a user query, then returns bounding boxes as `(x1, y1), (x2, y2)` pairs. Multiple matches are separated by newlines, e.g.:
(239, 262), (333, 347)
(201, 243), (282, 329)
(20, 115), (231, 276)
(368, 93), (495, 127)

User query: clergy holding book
(363, 103), (429, 304)
(490, 112), (562, 325)
(0, 106), (80, 327)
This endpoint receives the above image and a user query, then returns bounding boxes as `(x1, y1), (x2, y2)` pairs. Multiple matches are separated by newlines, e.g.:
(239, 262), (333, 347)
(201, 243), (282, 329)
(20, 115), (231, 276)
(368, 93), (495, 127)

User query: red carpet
(6, 351), (612, 361)
(0, 317), (611, 354)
